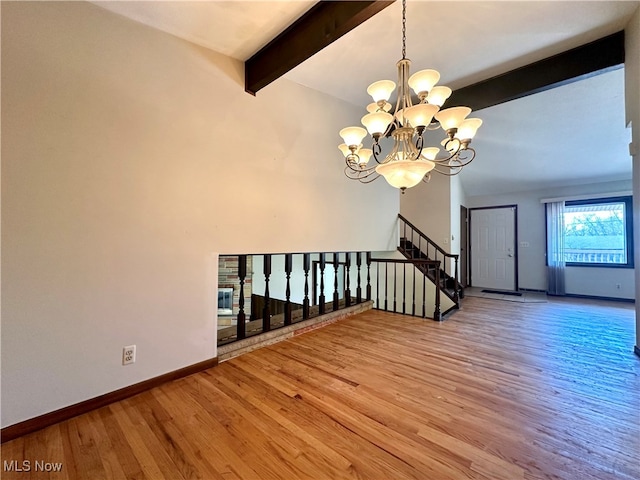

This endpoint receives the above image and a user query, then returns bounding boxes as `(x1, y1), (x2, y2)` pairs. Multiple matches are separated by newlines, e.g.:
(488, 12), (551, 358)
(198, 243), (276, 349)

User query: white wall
(400, 173), (452, 249)
(466, 180), (635, 298)
(1, 2), (399, 428)
(450, 175), (467, 260)
(625, 5), (640, 350)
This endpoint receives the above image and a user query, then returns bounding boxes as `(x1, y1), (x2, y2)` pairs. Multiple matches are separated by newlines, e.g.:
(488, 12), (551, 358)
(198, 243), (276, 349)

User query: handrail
(398, 213), (458, 260)
(369, 257), (442, 320)
(397, 214), (461, 306)
(218, 251), (372, 346)
(217, 250), (447, 347)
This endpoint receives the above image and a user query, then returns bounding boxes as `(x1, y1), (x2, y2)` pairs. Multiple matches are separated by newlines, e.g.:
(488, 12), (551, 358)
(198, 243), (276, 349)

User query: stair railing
(217, 249), (446, 347)
(218, 251), (371, 346)
(398, 214), (461, 305)
(368, 256), (442, 321)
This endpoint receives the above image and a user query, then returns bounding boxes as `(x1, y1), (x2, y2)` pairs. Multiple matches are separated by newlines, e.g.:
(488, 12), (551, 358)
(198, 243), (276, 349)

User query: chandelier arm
(344, 165), (377, 178)
(344, 167), (381, 184)
(453, 147), (476, 167)
(358, 173), (383, 184)
(431, 165), (463, 176)
(371, 141), (385, 165)
(415, 134), (424, 159)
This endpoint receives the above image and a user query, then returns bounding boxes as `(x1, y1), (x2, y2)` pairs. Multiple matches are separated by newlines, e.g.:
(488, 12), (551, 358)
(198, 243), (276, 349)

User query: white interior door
(470, 207), (516, 291)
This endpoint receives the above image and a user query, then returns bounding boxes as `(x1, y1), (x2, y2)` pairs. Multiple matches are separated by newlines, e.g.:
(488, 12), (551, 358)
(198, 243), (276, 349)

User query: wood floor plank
(1, 296), (638, 479)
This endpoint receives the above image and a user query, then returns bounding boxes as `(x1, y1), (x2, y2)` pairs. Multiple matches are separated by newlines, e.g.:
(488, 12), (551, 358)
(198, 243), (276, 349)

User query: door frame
(460, 205), (469, 287)
(468, 204), (519, 291)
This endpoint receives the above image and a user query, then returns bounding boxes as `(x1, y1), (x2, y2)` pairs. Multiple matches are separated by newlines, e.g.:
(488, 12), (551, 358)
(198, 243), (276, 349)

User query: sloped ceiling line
(245, 0), (395, 95)
(246, 0), (624, 111)
(449, 30), (625, 112)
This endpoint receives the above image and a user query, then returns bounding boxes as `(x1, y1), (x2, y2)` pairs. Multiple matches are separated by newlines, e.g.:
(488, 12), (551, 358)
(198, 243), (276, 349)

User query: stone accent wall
(218, 256), (252, 326)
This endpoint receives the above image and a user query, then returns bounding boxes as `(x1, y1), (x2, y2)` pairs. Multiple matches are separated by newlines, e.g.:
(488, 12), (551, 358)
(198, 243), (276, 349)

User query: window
(217, 288), (234, 315)
(563, 196), (633, 267)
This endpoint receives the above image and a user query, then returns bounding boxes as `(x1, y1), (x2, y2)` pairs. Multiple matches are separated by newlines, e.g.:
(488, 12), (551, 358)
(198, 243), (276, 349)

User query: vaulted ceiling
(93, 1), (639, 196)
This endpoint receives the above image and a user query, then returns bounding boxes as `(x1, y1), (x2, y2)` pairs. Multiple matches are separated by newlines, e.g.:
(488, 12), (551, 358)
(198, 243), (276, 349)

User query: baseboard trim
(563, 293), (635, 303)
(635, 346), (640, 358)
(1, 357), (218, 443)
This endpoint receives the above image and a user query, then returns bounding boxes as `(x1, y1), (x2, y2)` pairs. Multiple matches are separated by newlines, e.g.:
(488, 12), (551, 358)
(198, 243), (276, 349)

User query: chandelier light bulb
(434, 106), (472, 131)
(361, 111), (394, 136)
(426, 86), (452, 107)
(408, 69), (440, 96)
(339, 126), (367, 147)
(403, 103), (440, 128)
(421, 147), (440, 160)
(357, 148), (373, 166)
(366, 80), (396, 103)
(338, 143), (351, 157)
(456, 118), (483, 140)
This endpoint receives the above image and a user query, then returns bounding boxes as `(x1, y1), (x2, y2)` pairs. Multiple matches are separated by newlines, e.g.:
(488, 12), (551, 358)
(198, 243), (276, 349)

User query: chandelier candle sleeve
(338, 0), (481, 191)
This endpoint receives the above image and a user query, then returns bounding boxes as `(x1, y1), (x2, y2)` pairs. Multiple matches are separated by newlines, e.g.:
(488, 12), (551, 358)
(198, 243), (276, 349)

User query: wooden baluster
(319, 253), (326, 315)
(393, 262), (397, 313)
(403, 220), (407, 251)
(284, 253), (292, 326)
(237, 255), (247, 340)
(384, 262), (388, 311)
(262, 254), (271, 332)
(303, 253), (310, 320)
(454, 256), (460, 303)
(411, 229), (415, 258)
(345, 252), (351, 307)
(433, 261), (442, 321)
(376, 262), (380, 309)
(333, 252), (340, 312)
(412, 261), (416, 316)
(422, 268), (427, 318)
(356, 252), (362, 303)
(366, 252), (372, 301)
(402, 263), (406, 315)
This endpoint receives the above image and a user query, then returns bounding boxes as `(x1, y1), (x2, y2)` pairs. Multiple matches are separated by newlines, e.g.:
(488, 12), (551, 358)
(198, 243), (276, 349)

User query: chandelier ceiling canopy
(338, 0), (482, 193)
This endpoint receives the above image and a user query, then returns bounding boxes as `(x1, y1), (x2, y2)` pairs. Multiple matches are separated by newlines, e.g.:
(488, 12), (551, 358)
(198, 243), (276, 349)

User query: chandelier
(338, 0), (482, 193)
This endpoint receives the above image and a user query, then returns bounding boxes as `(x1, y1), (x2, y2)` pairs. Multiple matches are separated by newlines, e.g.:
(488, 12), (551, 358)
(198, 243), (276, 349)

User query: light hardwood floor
(2, 296), (639, 479)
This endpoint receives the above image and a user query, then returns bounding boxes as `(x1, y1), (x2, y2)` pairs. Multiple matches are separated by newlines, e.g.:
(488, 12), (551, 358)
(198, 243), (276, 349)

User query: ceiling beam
(448, 31), (625, 112)
(245, 0), (395, 95)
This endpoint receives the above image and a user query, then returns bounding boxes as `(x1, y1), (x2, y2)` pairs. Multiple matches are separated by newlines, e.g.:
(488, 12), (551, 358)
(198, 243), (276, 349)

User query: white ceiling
(93, 0), (639, 197)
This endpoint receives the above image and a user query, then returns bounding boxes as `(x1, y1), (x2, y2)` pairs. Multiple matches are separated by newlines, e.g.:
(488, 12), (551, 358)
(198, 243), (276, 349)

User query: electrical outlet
(122, 345), (136, 365)
(616, 283), (621, 290)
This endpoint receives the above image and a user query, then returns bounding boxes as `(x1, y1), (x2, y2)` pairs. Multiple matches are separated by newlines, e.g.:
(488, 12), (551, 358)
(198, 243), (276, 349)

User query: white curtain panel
(546, 201), (566, 295)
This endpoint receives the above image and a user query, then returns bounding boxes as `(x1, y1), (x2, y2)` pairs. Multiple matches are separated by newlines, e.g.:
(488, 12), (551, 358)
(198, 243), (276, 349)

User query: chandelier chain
(401, 0), (406, 59)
